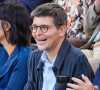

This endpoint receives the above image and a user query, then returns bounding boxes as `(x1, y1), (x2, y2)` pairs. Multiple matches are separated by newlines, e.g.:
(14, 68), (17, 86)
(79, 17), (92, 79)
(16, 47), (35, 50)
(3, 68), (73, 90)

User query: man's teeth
(39, 39), (47, 41)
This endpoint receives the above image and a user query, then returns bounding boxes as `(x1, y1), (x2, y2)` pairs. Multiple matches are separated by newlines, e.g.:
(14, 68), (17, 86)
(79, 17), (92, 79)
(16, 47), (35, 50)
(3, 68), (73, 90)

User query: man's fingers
(94, 85), (98, 90)
(66, 88), (74, 90)
(71, 77), (85, 86)
(82, 74), (91, 83)
(67, 83), (82, 90)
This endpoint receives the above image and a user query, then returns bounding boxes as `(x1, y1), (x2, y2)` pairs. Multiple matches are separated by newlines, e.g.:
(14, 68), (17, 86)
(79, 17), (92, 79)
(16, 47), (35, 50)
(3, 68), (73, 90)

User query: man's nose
(36, 27), (43, 35)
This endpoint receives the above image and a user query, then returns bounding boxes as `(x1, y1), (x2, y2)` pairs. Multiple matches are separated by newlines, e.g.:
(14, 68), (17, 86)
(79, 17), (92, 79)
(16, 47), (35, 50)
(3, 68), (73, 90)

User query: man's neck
(46, 38), (64, 63)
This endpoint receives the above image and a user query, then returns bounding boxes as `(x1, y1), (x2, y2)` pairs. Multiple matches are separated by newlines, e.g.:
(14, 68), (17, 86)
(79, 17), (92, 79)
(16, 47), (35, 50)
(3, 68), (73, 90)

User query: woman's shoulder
(18, 46), (32, 55)
(16, 46), (32, 62)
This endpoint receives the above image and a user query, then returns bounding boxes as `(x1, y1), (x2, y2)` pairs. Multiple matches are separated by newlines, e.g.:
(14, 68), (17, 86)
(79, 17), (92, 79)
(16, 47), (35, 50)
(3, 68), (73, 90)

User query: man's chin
(38, 46), (46, 51)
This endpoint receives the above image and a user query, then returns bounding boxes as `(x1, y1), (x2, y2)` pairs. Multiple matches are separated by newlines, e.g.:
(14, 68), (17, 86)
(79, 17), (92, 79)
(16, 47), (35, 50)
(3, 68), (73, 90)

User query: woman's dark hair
(0, 1), (32, 46)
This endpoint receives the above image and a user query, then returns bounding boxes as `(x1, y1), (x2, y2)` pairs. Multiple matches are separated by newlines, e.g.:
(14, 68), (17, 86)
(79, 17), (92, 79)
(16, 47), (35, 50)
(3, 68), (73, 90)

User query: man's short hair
(31, 3), (67, 29)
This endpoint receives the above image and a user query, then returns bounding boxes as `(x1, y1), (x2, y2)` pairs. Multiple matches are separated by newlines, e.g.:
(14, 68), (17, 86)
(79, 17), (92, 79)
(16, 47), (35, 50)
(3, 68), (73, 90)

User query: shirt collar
(41, 51), (56, 66)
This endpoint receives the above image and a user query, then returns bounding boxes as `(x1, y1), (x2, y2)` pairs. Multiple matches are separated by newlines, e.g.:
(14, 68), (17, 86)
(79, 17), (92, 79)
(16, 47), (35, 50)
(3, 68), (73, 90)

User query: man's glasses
(29, 25), (56, 33)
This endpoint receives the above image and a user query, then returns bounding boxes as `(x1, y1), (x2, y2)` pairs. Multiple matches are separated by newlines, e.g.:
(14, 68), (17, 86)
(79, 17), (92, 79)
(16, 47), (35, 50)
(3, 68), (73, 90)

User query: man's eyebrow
(32, 24), (36, 26)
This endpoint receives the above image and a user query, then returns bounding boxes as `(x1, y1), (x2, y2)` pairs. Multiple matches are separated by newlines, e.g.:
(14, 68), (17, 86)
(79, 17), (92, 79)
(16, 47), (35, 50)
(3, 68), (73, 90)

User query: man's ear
(59, 25), (67, 37)
(4, 21), (11, 32)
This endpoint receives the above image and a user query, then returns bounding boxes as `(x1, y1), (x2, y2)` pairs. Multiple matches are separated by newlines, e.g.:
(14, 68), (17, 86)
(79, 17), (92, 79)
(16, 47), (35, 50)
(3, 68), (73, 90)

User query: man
(66, 0), (100, 89)
(24, 3), (94, 90)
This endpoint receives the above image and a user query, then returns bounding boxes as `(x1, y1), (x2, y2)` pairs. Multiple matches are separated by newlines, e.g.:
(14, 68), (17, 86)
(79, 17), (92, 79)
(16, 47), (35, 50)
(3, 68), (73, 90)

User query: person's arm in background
(66, 0), (94, 48)
(84, 0), (100, 37)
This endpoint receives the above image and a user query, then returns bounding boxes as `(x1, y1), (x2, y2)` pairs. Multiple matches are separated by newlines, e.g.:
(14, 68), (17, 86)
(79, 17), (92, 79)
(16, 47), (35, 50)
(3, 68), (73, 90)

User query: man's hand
(67, 37), (88, 48)
(66, 74), (98, 90)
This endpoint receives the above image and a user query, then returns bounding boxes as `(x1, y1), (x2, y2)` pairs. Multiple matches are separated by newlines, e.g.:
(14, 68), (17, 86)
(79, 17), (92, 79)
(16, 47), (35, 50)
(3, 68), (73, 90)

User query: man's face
(32, 16), (61, 51)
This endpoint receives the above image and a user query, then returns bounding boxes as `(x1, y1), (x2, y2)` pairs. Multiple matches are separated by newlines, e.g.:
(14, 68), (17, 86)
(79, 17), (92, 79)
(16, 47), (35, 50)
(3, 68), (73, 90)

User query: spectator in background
(54, 0), (94, 48)
(24, 3), (94, 90)
(80, 0), (100, 49)
(80, 0), (100, 74)
(66, 0), (100, 89)
(0, 0), (53, 14)
(0, 1), (32, 89)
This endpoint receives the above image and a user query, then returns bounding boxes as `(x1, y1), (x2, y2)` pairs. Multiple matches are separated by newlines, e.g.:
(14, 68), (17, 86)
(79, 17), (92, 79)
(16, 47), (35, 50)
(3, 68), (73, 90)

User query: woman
(0, 1), (32, 90)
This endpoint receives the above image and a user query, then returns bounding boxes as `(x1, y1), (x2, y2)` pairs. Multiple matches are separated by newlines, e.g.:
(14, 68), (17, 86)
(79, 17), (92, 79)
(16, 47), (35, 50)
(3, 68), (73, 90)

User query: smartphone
(57, 76), (70, 83)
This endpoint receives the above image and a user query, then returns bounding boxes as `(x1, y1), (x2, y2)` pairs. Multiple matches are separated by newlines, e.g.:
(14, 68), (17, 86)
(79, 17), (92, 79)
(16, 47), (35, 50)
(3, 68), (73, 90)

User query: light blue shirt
(41, 51), (56, 90)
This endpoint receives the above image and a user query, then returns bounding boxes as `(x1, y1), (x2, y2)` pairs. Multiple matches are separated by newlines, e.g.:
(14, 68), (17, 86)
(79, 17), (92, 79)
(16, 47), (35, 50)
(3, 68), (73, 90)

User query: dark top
(24, 39), (94, 90)
(0, 44), (32, 90)
(93, 64), (100, 89)
(0, 0), (52, 13)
